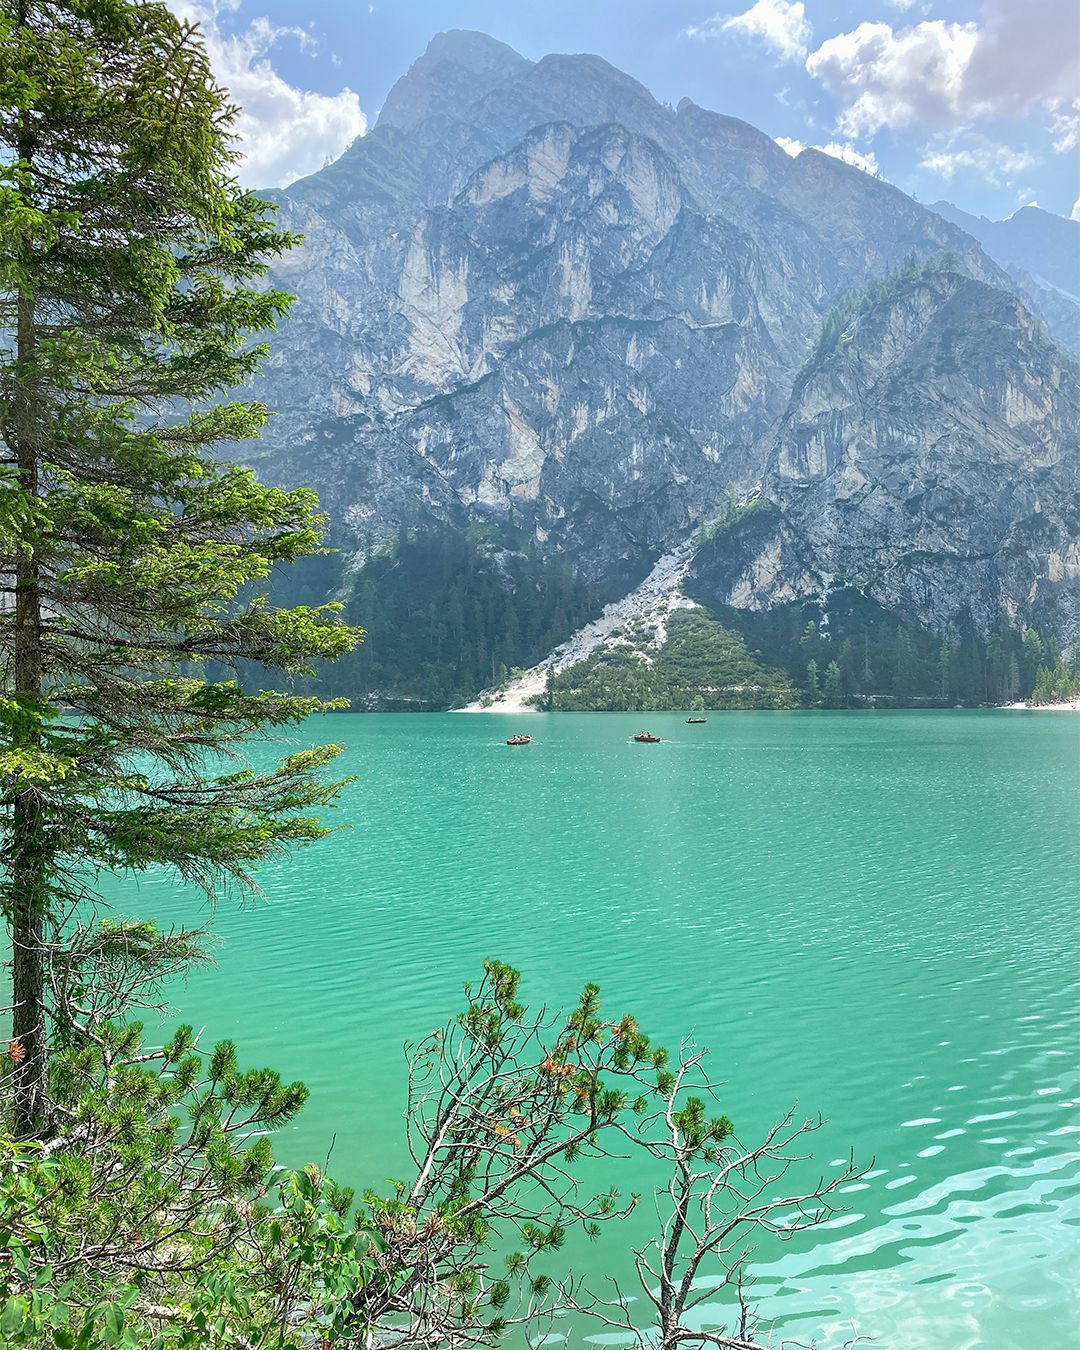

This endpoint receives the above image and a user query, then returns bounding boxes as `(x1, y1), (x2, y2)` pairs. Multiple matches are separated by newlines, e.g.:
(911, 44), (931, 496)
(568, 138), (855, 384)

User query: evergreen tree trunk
(10, 103), (47, 1135)
(10, 799), (46, 1139)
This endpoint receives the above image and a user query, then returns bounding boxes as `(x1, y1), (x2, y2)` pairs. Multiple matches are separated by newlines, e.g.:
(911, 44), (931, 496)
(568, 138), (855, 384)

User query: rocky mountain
(245, 30), (1080, 707)
(931, 201), (1079, 297)
(930, 201), (1080, 357)
(692, 265), (1079, 636)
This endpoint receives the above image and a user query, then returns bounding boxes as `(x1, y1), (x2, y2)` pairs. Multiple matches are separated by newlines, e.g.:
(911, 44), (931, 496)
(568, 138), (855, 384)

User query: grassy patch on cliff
(791, 251), (962, 401)
(537, 609), (800, 711)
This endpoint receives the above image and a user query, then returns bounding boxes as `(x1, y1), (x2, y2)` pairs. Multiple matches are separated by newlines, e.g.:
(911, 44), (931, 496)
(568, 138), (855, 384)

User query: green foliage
(1029, 635), (1080, 705)
(0, 963), (737, 1348)
(1, 937), (848, 1350)
(672, 1096), (733, 1150)
(0, 0), (359, 1135)
(710, 589), (1067, 707)
(795, 251), (962, 396)
(0, 1022), (374, 1349)
(540, 610), (800, 711)
(335, 526), (607, 708)
(350, 963), (678, 1344)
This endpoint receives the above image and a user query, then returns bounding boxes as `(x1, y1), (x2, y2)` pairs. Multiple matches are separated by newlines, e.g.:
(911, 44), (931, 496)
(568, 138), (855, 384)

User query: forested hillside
(537, 597), (1079, 713)
(541, 610), (798, 711)
(340, 527), (607, 707)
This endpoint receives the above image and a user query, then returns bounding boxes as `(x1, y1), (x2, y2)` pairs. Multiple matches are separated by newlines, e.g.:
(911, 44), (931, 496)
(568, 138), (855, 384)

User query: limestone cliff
(241, 31), (1079, 702)
(690, 269), (1079, 639)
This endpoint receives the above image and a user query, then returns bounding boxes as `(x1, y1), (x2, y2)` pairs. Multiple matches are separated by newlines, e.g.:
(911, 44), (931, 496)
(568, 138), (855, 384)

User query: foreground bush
(2, 962), (856, 1349)
(1, 1020), (365, 1348)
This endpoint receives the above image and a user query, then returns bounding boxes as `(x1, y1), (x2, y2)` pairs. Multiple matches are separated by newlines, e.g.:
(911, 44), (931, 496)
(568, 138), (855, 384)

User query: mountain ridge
(243, 30), (1079, 708)
(929, 199), (1080, 356)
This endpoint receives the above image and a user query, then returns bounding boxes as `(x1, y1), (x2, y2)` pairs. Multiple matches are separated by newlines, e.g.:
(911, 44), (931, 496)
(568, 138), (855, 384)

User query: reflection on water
(101, 711), (1079, 1348)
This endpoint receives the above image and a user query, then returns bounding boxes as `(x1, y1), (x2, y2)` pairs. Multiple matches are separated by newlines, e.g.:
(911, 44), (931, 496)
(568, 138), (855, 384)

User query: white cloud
(1048, 98), (1080, 153)
(806, 19), (977, 137)
(170, 2), (366, 187)
(775, 135), (880, 176)
(1072, 194), (1080, 222)
(919, 135), (1035, 186)
(684, 0), (810, 62)
(806, 0), (1080, 137)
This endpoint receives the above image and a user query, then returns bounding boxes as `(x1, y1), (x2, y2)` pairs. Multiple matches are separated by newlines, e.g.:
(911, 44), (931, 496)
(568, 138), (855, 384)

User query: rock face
(690, 270), (1080, 638)
(930, 201), (1080, 357)
(248, 29), (1080, 678)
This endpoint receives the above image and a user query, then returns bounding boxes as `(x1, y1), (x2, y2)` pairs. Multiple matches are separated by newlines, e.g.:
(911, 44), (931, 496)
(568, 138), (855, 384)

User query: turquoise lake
(104, 711), (1079, 1348)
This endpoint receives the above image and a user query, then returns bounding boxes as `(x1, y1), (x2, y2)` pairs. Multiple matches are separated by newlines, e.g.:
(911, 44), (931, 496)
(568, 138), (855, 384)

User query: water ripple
(99, 710), (1079, 1348)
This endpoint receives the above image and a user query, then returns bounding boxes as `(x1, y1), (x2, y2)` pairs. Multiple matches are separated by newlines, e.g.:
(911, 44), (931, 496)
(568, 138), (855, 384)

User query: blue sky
(174, 0), (1079, 220)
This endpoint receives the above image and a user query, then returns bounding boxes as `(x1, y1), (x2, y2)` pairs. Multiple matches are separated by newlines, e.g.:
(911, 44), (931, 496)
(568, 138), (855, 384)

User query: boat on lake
(632, 731), (662, 743)
(506, 734), (531, 746)
(686, 717), (706, 724)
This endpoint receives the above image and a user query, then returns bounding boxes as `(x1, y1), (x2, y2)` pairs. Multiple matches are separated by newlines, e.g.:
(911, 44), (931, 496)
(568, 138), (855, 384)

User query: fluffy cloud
(919, 136), (1035, 186)
(806, 0), (1079, 138)
(170, 1), (366, 187)
(806, 19), (977, 137)
(775, 135), (880, 176)
(1048, 99), (1080, 154)
(684, 0), (810, 62)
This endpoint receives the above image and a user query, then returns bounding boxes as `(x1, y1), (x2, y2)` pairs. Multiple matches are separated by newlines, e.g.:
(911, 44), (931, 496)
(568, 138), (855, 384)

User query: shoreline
(455, 698), (541, 715)
(454, 699), (1080, 715)
(998, 699), (1080, 712)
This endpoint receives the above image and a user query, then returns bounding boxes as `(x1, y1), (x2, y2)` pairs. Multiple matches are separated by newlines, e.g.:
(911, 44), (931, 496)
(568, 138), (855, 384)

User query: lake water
(107, 711), (1079, 1348)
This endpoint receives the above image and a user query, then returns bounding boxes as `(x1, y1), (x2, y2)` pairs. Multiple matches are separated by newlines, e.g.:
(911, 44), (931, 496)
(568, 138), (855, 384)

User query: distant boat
(632, 731), (662, 743)
(686, 717), (707, 724)
(506, 734), (531, 746)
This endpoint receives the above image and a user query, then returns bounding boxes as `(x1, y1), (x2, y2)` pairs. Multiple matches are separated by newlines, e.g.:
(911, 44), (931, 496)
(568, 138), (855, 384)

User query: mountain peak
(422, 29), (526, 67)
(527, 50), (669, 118)
(675, 99), (790, 163)
(377, 30), (531, 132)
(932, 198), (1080, 306)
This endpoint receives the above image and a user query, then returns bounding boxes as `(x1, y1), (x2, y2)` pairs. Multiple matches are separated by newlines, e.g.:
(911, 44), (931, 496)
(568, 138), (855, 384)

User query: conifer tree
(0, 0), (357, 1136)
(823, 659), (842, 703)
(806, 657), (820, 703)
